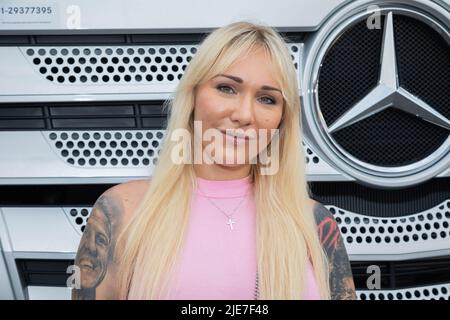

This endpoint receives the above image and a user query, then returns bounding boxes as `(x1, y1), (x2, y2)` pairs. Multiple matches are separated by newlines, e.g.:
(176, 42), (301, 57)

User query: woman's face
(193, 47), (284, 168)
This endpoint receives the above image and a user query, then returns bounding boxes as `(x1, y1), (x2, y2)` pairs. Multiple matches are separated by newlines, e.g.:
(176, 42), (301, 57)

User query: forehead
(212, 47), (282, 88)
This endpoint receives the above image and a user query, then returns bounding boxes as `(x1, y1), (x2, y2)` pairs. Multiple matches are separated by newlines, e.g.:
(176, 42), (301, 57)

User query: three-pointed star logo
(328, 12), (450, 133)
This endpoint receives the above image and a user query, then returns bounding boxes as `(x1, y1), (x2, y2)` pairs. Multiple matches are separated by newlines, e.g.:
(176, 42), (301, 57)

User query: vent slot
(0, 33), (305, 46)
(0, 184), (113, 206)
(0, 101), (168, 130)
(309, 178), (450, 217)
(352, 256), (450, 290)
(16, 259), (74, 287)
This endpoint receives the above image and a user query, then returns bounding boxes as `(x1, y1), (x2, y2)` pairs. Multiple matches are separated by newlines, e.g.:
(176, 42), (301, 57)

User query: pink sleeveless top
(160, 174), (320, 300)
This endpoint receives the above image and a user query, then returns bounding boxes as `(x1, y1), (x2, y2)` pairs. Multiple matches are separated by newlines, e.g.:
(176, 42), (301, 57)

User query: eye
(259, 96), (276, 105)
(216, 84), (235, 94)
(95, 233), (109, 247)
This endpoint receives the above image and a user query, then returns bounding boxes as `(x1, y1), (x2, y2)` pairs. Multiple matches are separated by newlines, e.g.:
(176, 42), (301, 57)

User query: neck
(193, 163), (252, 181)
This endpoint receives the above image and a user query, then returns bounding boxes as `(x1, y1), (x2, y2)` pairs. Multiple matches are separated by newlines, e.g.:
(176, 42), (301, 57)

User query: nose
(230, 93), (254, 127)
(84, 230), (97, 254)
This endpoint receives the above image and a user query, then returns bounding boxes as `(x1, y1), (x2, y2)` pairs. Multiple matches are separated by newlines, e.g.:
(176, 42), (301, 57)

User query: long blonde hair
(116, 21), (330, 299)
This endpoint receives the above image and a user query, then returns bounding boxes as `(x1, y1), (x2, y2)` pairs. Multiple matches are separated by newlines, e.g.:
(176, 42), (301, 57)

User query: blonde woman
(72, 21), (356, 300)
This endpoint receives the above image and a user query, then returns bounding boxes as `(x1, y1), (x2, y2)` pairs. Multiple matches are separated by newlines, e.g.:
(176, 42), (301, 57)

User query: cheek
(254, 109), (282, 147)
(194, 89), (228, 125)
(263, 117), (281, 128)
(257, 108), (283, 130)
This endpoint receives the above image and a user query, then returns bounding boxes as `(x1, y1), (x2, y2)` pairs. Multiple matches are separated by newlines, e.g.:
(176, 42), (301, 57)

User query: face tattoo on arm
(72, 191), (124, 299)
(313, 202), (357, 300)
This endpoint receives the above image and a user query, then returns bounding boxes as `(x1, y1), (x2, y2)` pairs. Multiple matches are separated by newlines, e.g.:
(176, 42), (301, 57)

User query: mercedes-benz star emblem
(328, 12), (450, 134)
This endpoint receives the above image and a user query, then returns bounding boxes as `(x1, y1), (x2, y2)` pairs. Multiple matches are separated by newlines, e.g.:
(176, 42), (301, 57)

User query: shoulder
(103, 178), (151, 221)
(72, 178), (151, 300)
(308, 199), (336, 226)
(308, 198), (330, 218)
(107, 178), (151, 202)
(85, 178), (150, 228)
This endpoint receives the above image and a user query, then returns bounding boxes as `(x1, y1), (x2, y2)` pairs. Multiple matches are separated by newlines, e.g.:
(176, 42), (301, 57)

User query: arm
(312, 201), (357, 300)
(71, 188), (124, 300)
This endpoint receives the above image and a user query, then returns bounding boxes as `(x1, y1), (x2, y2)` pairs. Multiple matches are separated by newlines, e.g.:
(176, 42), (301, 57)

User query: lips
(218, 129), (255, 141)
(219, 131), (247, 145)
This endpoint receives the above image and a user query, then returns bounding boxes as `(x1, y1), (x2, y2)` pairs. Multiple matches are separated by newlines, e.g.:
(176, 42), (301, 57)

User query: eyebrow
(213, 74), (282, 93)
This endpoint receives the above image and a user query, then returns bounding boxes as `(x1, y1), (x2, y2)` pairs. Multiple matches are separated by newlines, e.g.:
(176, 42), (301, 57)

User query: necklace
(254, 270), (259, 300)
(196, 186), (251, 231)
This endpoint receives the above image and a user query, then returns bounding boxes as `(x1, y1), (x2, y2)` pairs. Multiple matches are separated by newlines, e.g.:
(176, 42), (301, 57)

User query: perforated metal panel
(327, 200), (450, 257)
(23, 46), (195, 84)
(21, 43), (303, 85)
(303, 141), (321, 165)
(45, 130), (164, 167)
(63, 207), (91, 235)
(357, 283), (450, 300)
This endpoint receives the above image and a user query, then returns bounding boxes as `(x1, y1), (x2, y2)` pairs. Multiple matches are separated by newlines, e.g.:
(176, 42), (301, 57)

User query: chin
(216, 162), (247, 169)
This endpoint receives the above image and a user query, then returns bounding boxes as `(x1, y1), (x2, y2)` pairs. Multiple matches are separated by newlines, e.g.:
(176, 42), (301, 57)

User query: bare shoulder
(111, 178), (151, 194)
(308, 199), (332, 222)
(109, 178), (151, 220)
(308, 198), (357, 300)
(71, 179), (150, 300)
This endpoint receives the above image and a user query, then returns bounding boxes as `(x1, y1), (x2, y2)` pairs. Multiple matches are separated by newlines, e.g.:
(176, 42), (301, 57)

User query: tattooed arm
(71, 187), (125, 300)
(312, 201), (357, 300)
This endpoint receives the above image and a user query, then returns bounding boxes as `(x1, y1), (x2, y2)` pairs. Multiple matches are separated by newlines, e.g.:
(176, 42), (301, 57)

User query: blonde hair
(116, 21), (330, 299)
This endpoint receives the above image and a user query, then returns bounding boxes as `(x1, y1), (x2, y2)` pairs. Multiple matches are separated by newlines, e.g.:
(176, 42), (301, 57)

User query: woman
(72, 21), (356, 300)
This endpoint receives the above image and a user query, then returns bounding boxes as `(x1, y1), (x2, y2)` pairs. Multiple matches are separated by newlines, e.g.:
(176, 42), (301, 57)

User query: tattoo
(317, 216), (340, 251)
(313, 202), (357, 300)
(72, 190), (124, 300)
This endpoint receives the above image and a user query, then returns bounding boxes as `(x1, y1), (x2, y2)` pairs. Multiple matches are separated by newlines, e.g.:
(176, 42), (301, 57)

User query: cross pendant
(227, 218), (235, 230)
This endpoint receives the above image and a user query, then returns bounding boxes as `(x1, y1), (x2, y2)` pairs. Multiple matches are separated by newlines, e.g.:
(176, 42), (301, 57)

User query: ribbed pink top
(161, 174), (320, 300)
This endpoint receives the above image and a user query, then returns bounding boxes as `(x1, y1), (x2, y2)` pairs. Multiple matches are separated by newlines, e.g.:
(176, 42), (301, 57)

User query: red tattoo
(317, 216), (340, 250)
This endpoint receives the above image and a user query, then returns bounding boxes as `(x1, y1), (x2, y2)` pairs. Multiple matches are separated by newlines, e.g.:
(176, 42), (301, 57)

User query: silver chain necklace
(196, 186), (250, 231)
(196, 183), (259, 299)
(254, 271), (259, 300)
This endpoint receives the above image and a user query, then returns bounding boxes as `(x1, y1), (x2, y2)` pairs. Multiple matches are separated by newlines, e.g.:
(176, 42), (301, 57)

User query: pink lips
(220, 130), (248, 145)
(219, 129), (250, 144)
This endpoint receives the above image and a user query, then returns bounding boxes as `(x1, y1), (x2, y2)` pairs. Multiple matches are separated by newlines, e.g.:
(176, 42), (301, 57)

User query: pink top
(161, 174), (320, 300)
